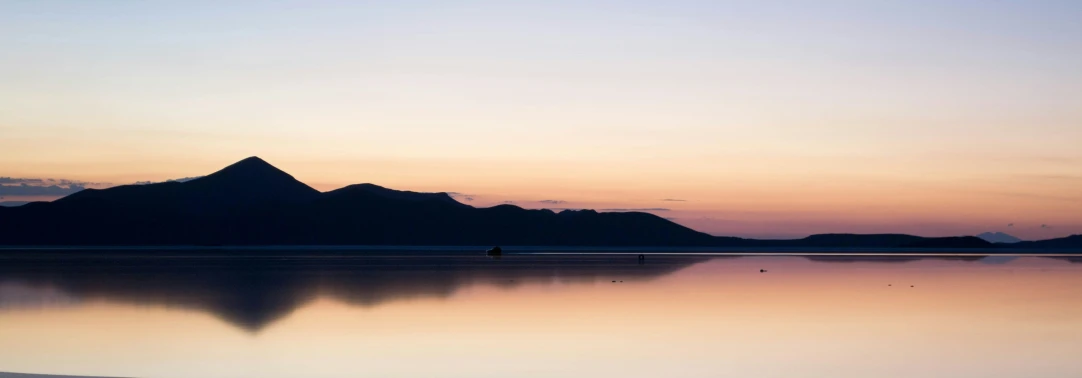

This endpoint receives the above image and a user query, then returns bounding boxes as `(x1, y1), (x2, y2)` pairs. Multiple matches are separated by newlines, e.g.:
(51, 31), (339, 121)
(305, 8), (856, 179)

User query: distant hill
(0, 156), (1074, 250)
(1012, 235), (1082, 250)
(899, 236), (992, 248)
(0, 201), (30, 207)
(735, 234), (993, 249)
(976, 232), (1022, 244)
(767, 234), (927, 248)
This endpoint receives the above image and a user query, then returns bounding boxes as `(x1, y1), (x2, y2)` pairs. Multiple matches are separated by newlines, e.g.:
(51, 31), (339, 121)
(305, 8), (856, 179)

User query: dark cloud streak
(133, 176), (205, 185)
(536, 207), (671, 212)
(1, 177), (106, 186)
(0, 177), (43, 185)
(0, 183), (86, 196)
(0, 176), (116, 197)
(446, 192), (475, 202)
(0, 174), (204, 198)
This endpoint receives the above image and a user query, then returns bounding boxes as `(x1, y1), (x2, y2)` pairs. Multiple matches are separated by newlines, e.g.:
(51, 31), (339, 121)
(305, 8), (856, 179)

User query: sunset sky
(2, 1), (1080, 239)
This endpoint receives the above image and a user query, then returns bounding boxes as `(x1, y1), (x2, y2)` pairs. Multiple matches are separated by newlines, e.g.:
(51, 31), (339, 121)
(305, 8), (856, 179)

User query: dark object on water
(759, 269), (767, 273)
(486, 246), (502, 256)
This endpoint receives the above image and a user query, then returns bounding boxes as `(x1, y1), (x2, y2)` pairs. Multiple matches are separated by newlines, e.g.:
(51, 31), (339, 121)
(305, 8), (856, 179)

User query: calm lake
(1, 251), (1080, 378)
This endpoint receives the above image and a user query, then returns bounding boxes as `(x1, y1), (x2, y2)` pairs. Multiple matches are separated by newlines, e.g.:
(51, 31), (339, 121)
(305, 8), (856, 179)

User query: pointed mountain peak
(213, 156), (279, 175)
(237, 156), (270, 165)
(976, 232), (1022, 243)
(190, 156), (320, 202)
(201, 156), (310, 186)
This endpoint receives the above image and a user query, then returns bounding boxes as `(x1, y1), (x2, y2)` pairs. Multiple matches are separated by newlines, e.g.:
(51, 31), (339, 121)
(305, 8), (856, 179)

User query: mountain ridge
(0, 157), (1079, 250)
(51, 156), (320, 215)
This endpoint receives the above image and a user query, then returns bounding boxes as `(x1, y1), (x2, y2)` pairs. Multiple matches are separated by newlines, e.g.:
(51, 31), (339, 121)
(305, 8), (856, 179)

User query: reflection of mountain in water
(0, 252), (711, 332)
(802, 255), (986, 264)
(5, 252), (1070, 331)
(1052, 256), (1082, 264)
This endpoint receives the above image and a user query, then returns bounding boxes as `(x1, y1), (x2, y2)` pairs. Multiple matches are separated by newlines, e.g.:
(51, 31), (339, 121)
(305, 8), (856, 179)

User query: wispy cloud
(0, 177), (107, 187)
(170, 176), (202, 183)
(445, 192), (476, 202)
(0, 176), (208, 197)
(133, 176), (204, 185)
(0, 177), (42, 185)
(0, 175), (209, 198)
(538, 207), (671, 212)
(0, 177), (110, 197)
(538, 200), (566, 205)
(660, 198), (687, 202)
(0, 183), (87, 196)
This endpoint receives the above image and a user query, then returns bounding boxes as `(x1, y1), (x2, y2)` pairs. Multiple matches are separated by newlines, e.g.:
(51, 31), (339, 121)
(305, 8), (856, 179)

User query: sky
(1, 0), (1080, 239)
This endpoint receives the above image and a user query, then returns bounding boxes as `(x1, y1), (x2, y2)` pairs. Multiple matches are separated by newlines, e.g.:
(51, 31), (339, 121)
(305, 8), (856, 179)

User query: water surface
(1, 252), (1080, 377)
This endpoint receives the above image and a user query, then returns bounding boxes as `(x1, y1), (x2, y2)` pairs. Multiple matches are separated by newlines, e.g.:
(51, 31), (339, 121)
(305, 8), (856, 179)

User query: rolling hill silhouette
(1012, 235), (1082, 249)
(0, 156), (1075, 249)
(977, 232), (1022, 244)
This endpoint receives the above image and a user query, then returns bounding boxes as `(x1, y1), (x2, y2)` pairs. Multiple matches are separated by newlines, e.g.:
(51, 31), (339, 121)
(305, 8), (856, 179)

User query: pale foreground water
(1, 252), (1080, 378)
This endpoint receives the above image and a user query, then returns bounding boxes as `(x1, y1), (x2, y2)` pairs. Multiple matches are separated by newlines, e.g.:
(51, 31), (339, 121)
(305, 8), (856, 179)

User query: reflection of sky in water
(1, 253), (1081, 378)
(978, 255), (1020, 265)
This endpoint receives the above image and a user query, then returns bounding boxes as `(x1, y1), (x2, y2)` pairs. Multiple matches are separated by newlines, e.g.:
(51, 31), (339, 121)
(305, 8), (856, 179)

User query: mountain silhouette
(0, 157), (719, 246)
(0, 156), (1075, 250)
(325, 183), (466, 207)
(768, 233), (928, 248)
(976, 232), (1022, 244)
(897, 236), (992, 248)
(1012, 235), (1082, 249)
(51, 156), (319, 214)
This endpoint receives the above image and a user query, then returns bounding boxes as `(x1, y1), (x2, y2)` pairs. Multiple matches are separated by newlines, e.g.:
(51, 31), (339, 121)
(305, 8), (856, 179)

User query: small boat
(486, 246), (502, 256)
